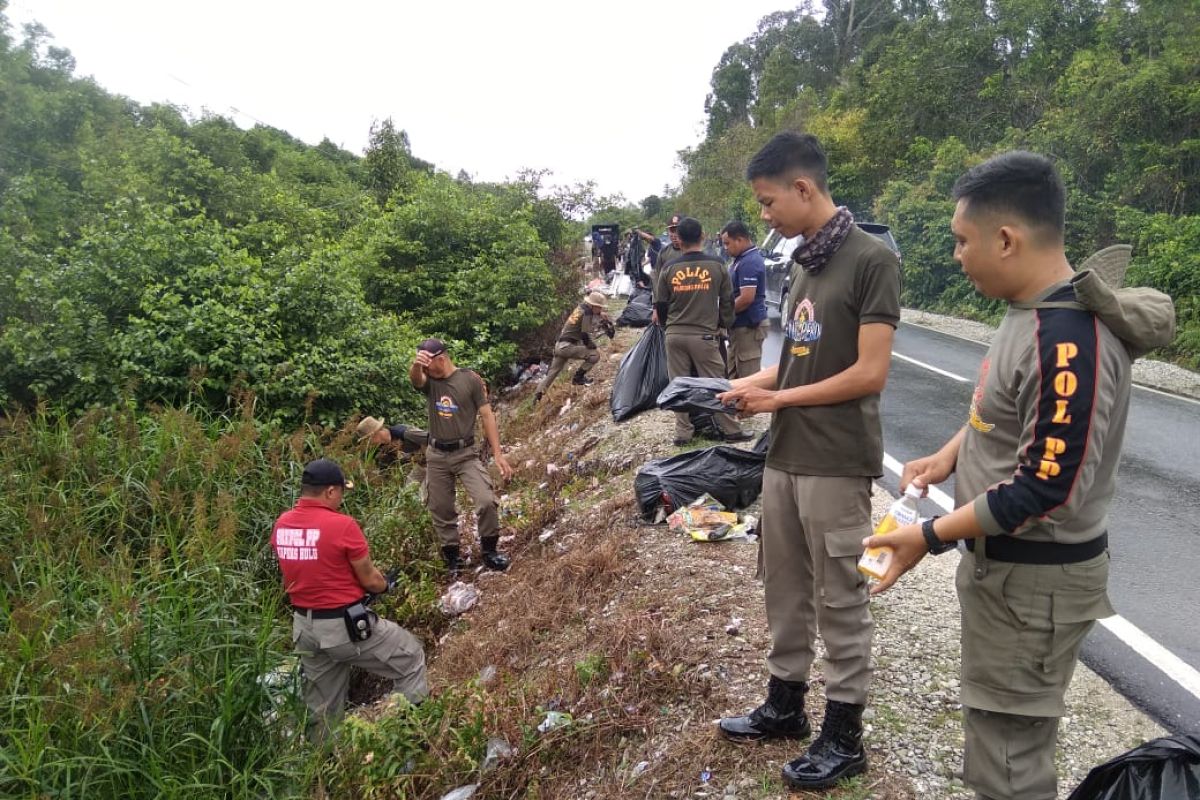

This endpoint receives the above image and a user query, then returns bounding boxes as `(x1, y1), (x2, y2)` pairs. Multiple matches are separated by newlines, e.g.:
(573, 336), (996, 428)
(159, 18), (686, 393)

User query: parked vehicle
(762, 222), (900, 313)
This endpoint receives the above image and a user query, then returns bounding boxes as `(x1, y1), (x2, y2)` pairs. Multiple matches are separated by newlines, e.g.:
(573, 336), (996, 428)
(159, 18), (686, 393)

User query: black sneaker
(441, 545), (462, 579)
(673, 437), (692, 447)
(481, 551), (510, 571)
(723, 430), (754, 443)
(533, 391), (543, 404)
(571, 372), (594, 386)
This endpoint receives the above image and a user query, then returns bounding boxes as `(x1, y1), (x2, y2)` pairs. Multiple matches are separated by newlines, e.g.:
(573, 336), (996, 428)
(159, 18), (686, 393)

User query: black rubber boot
(781, 700), (867, 790)
(440, 545), (461, 579)
(480, 536), (510, 571)
(571, 369), (593, 386)
(718, 676), (812, 741)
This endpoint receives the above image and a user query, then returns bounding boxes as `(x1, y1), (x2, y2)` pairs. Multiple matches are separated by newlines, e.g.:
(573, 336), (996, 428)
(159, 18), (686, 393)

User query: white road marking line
(899, 321), (1200, 407)
(881, 452), (1200, 704)
(891, 352), (971, 383)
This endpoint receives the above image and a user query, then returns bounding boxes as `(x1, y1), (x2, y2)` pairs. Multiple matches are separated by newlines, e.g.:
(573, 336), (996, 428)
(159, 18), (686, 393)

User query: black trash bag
(634, 434), (771, 520)
(1066, 734), (1200, 800)
(611, 324), (670, 422)
(657, 376), (736, 415)
(629, 286), (653, 306)
(616, 299), (653, 328)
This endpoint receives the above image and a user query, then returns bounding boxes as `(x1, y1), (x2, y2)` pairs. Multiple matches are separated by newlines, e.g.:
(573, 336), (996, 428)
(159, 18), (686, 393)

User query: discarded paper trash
(438, 581), (480, 616)
(537, 710), (573, 733)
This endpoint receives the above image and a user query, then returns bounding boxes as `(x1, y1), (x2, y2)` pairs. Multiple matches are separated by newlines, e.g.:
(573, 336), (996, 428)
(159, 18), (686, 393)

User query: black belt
(293, 604), (352, 619)
(430, 436), (474, 452)
(965, 532), (1107, 564)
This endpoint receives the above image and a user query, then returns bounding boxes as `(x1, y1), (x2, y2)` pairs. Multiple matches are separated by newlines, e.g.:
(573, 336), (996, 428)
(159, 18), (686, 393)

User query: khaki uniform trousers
(728, 323), (766, 379)
(760, 469), (873, 704)
(665, 332), (743, 440)
(956, 548), (1111, 800)
(292, 611), (428, 742)
(537, 341), (599, 394)
(425, 445), (499, 548)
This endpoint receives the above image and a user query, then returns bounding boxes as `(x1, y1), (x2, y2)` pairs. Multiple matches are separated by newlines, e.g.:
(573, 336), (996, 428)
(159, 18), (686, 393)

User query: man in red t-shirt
(272, 458), (428, 740)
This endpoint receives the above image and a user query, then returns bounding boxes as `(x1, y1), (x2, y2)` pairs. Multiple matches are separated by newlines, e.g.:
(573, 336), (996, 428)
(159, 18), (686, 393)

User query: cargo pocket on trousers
(1042, 587), (1113, 675)
(823, 524), (871, 603)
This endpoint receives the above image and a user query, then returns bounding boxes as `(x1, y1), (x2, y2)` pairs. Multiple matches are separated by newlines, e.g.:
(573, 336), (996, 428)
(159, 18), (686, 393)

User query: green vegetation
(674, 0), (1200, 365)
(0, 7), (582, 423)
(0, 405), (452, 798)
(0, 4), (591, 796)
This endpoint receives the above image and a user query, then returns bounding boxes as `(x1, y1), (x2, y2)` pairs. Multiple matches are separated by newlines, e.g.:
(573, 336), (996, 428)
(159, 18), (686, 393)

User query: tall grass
(0, 405), (436, 798)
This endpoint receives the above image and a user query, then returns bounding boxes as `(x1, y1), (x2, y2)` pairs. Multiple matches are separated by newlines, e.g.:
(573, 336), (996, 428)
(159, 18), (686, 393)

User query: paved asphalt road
(761, 318), (1200, 733)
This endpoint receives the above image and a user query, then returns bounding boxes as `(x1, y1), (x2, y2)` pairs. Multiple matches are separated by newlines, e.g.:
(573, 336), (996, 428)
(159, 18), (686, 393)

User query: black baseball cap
(301, 458), (354, 489)
(417, 338), (446, 356)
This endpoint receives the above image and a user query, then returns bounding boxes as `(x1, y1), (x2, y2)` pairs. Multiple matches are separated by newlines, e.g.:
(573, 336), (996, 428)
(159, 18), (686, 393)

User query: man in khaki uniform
(355, 416), (430, 497)
(654, 216), (751, 446)
(534, 291), (615, 403)
(862, 152), (1173, 800)
(717, 133), (900, 792)
(271, 458), (428, 742)
(410, 338), (514, 576)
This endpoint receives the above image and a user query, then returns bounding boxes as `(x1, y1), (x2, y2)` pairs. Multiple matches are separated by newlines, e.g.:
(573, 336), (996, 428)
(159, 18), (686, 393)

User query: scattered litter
(481, 737), (513, 773)
(538, 528), (555, 543)
(725, 617), (743, 636)
(438, 581), (480, 616)
(439, 786), (478, 800)
(546, 463), (560, 475)
(558, 397), (573, 417)
(537, 710), (573, 733)
(631, 760), (650, 778)
(701, 769), (713, 784)
(478, 665), (497, 685)
(665, 496), (756, 542)
(634, 435), (770, 519)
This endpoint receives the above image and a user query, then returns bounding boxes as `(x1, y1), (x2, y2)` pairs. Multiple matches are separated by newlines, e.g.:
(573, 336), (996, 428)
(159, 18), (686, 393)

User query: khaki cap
(585, 291), (607, 307)
(355, 416), (386, 441)
(1078, 244), (1132, 289)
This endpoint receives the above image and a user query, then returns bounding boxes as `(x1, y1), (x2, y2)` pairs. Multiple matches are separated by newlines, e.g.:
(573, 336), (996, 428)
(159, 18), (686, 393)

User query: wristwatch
(922, 516), (955, 555)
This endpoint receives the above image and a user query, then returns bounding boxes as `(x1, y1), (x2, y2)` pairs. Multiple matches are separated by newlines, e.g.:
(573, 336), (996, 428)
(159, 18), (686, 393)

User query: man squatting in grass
(410, 337), (514, 577)
(271, 458), (429, 742)
(862, 151), (1172, 800)
(717, 131), (902, 791)
(534, 290), (616, 404)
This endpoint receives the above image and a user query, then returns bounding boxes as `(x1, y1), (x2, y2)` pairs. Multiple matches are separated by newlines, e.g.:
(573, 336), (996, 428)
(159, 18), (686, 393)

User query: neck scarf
(792, 207), (855, 275)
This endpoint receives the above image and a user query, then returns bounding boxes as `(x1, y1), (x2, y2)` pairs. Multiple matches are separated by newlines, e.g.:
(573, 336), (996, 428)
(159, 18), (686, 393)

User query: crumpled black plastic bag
(634, 432), (771, 519)
(1066, 734), (1200, 800)
(616, 300), (653, 328)
(611, 324), (670, 422)
(657, 376), (736, 415)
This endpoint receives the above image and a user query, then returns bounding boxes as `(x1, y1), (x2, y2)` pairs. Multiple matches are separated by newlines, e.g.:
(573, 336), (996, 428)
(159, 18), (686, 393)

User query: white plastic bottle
(858, 483), (922, 581)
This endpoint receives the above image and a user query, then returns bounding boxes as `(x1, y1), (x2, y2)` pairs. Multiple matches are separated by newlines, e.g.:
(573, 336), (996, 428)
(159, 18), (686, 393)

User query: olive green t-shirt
(655, 252), (734, 336)
(651, 245), (684, 302)
(767, 225), (901, 476)
(418, 368), (488, 443)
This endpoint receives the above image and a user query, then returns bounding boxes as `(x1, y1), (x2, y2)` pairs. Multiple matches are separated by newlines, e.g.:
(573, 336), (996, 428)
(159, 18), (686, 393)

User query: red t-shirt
(271, 498), (370, 609)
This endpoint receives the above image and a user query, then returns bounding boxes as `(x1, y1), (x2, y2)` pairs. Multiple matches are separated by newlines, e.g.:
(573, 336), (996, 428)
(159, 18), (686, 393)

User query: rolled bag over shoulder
(1012, 246), (1176, 360)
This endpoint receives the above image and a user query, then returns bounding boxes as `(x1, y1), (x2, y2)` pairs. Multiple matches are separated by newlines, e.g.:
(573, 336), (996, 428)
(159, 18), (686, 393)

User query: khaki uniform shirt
(956, 281), (1132, 543)
(767, 226), (901, 476)
(557, 303), (606, 347)
(655, 252), (734, 336)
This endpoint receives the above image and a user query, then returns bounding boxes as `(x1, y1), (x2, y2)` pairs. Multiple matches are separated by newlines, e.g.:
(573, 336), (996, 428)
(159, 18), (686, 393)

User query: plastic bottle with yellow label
(858, 483), (922, 581)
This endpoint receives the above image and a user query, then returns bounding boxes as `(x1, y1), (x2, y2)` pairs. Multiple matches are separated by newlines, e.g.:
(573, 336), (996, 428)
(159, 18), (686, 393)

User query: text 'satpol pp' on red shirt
(271, 498), (370, 609)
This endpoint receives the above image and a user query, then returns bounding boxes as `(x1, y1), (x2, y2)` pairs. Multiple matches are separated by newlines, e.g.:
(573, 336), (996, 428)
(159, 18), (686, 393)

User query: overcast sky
(6, 0), (792, 203)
